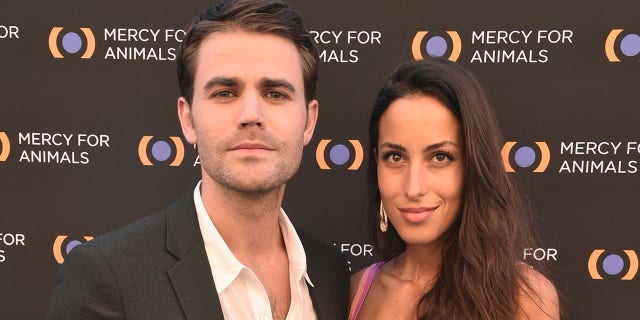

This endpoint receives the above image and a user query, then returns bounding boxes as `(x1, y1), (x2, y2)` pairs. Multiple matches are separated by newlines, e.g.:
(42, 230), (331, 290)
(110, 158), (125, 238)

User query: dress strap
(348, 261), (384, 320)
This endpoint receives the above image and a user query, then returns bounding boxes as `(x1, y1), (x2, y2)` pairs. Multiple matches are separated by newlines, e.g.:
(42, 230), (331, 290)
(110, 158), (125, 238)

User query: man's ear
(303, 99), (318, 146)
(177, 97), (197, 144)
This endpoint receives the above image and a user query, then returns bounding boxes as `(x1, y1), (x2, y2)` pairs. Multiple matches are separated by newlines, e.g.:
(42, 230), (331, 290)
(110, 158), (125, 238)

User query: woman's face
(377, 94), (464, 247)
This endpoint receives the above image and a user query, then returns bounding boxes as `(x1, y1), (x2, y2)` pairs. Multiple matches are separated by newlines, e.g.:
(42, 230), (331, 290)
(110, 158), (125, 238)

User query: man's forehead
(192, 31), (304, 88)
(197, 30), (299, 62)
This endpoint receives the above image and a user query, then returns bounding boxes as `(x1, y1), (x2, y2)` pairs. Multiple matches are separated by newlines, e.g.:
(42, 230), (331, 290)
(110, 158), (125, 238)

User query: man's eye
(266, 91), (288, 99)
(213, 90), (235, 98)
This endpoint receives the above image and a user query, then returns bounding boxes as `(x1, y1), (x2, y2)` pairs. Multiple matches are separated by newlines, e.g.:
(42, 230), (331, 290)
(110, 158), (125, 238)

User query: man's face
(178, 31), (318, 194)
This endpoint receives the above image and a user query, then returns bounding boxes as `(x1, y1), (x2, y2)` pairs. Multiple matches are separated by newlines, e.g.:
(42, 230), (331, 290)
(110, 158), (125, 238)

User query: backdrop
(1, 0), (639, 318)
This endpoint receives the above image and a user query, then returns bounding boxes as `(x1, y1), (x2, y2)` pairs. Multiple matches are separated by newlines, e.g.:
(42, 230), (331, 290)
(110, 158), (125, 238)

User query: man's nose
(238, 92), (263, 128)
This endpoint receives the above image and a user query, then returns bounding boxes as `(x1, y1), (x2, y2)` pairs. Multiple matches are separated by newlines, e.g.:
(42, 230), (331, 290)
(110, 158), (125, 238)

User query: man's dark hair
(177, 0), (319, 105)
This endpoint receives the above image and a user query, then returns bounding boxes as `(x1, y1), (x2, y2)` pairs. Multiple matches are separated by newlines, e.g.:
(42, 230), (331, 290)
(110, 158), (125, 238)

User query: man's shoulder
(65, 208), (166, 270)
(94, 210), (167, 247)
(46, 191), (203, 320)
(72, 191), (194, 259)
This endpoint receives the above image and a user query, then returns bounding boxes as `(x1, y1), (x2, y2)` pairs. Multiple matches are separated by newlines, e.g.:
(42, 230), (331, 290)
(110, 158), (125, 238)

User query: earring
(379, 200), (388, 232)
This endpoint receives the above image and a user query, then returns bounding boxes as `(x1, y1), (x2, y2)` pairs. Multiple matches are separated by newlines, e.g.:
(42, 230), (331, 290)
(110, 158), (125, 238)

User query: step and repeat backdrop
(1, 0), (639, 318)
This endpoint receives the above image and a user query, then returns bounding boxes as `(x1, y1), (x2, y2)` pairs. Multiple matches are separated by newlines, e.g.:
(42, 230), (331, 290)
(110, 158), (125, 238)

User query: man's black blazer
(46, 192), (350, 319)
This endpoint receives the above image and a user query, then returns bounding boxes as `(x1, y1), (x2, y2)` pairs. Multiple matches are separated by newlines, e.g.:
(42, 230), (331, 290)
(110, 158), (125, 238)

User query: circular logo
(514, 146), (536, 168)
(329, 144), (350, 165)
(53, 235), (94, 264)
(501, 141), (550, 173)
(65, 240), (83, 254)
(138, 136), (185, 167)
(588, 249), (639, 280)
(412, 30), (462, 62)
(426, 36), (447, 57)
(602, 254), (625, 275)
(620, 33), (640, 57)
(151, 141), (172, 162)
(316, 139), (363, 170)
(61, 32), (82, 54)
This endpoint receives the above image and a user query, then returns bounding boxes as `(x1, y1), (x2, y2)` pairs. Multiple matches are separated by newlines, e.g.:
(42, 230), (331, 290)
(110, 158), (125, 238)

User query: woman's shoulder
(517, 262), (560, 320)
(349, 261), (384, 302)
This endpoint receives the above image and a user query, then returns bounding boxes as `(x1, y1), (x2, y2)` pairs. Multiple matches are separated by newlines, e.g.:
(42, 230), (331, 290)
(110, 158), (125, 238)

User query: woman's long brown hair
(367, 58), (546, 319)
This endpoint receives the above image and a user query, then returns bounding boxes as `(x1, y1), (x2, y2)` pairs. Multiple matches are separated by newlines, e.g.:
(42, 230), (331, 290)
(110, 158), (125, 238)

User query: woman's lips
(398, 206), (437, 224)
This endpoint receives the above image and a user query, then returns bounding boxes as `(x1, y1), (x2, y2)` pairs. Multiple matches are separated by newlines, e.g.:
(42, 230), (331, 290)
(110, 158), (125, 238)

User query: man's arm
(46, 242), (124, 320)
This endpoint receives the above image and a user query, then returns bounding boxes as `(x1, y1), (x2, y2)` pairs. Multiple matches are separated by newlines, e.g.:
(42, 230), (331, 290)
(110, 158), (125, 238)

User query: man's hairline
(184, 28), (313, 107)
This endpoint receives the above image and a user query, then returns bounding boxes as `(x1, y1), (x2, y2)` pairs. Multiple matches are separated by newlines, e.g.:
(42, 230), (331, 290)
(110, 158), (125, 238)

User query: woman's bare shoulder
(349, 266), (368, 302)
(517, 263), (560, 320)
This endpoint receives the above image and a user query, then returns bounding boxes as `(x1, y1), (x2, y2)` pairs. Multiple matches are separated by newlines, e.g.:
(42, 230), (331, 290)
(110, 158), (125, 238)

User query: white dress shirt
(193, 182), (318, 320)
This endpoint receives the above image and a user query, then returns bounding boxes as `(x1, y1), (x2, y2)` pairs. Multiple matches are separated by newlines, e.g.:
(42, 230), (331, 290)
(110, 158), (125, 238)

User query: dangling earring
(379, 200), (388, 232)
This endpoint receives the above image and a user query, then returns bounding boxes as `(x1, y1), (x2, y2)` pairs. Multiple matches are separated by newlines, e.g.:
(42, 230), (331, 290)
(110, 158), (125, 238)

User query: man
(46, 0), (350, 319)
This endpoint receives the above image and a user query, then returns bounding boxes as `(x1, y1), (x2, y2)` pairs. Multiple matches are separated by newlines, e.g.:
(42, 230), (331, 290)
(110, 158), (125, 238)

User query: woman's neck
(387, 243), (443, 290)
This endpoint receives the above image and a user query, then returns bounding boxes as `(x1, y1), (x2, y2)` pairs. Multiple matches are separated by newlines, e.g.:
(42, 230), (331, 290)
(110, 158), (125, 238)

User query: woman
(349, 58), (559, 320)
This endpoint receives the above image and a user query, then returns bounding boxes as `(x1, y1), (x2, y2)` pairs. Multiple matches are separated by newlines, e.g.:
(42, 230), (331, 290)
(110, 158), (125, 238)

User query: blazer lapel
(299, 230), (350, 320)
(302, 233), (340, 320)
(306, 254), (333, 319)
(165, 192), (225, 320)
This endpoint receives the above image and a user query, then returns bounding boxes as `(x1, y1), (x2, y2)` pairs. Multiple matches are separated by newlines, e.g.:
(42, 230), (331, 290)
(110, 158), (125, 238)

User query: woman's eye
(382, 152), (403, 163)
(431, 151), (454, 165)
(434, 153), (448, 161)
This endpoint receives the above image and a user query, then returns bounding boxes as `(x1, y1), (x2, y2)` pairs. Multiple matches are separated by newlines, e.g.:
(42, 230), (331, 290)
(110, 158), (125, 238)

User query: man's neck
(198, 179), (294, 319)
(199, 178), (287, 260)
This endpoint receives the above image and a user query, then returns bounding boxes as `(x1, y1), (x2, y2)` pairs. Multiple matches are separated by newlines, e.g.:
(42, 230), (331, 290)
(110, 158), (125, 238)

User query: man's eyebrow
(203, 76), (240, 91)
(259, 78), (296, 93)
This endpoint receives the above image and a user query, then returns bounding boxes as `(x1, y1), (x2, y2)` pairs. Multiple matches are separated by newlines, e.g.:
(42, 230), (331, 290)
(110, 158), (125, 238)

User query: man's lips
(229, 142), (274, 156)
(230, 142), (273, 151)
